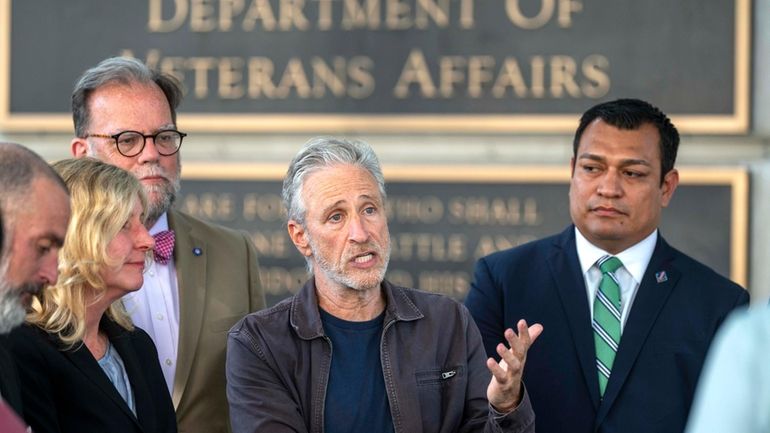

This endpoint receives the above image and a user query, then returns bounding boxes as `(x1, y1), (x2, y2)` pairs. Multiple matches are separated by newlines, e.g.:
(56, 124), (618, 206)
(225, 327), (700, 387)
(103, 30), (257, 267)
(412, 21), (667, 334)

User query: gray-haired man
(227, 137), (540, 433)
(0, 143), (70, 425)
(69, 57), (265, 433)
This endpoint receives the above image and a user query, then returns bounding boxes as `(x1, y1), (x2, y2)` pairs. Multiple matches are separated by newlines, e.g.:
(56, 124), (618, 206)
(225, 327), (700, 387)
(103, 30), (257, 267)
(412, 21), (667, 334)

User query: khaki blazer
(169, 210), (265, 433)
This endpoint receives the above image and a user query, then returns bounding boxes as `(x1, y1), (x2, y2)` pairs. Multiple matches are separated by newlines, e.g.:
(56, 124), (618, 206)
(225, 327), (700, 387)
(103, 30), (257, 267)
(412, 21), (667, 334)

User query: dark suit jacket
(167, 210), (265, 433)
(8, 317), (177, 433)
(464, 226), (749, 433)
(0, 335), (22, 415)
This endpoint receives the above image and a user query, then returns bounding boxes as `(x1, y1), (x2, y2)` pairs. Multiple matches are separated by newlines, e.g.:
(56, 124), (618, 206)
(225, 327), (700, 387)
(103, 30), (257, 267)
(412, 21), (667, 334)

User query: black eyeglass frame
(85, 130), (187, 157)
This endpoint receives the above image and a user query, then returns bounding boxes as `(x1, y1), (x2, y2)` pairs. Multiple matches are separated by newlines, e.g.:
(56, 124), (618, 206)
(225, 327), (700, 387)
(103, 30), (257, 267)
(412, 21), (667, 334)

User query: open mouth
(354, 253), (374, 264)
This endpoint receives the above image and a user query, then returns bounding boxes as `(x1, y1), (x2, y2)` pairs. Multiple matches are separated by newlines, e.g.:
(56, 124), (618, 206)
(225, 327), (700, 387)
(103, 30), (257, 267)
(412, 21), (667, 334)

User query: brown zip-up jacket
(226, 279), (535, 433)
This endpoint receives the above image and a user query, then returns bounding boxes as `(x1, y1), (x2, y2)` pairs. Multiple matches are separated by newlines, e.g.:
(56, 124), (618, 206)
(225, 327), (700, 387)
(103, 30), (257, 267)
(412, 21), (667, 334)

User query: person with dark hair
(464, 98), (749, 433)
(69, 57), (265, 433)
(0, 142), (70, 431)
(227, 137), (539, 433)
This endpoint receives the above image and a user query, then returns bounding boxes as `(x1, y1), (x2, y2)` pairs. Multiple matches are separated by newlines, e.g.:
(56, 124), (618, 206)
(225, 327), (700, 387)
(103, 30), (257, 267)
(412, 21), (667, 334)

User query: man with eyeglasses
(70, 56), (266, 433)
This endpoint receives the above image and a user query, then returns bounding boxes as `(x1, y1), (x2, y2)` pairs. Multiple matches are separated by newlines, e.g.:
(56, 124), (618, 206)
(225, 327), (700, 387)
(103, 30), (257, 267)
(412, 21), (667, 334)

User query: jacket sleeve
(8, 327), (62, 433)
(460, 306), (535, 433)
(226, 325), (308, 433)
(242, 231), (267, 312)
(465, 257), (507, 359)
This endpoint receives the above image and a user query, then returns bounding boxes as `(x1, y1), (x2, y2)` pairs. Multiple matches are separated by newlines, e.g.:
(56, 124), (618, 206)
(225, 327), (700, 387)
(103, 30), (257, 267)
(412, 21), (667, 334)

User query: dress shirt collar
(149, 212), (170, 236)
(574, 227), (658, 284)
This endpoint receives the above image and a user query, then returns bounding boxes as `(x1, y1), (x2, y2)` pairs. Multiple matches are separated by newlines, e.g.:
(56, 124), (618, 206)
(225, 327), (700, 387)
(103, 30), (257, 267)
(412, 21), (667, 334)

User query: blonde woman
(9, 158), (176, 433)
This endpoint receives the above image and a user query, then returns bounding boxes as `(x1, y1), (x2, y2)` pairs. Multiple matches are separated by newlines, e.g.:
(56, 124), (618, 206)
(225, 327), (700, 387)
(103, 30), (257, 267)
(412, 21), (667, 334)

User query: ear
(71, 137), (88, 157)
(287, 220), (312, 257)
(660, 169), (679, 207)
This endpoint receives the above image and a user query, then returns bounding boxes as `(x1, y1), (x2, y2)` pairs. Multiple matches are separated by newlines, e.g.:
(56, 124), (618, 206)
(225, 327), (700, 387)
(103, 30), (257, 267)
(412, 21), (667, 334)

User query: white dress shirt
(575, 228), (657, 331)
(123, 213), (180, 394)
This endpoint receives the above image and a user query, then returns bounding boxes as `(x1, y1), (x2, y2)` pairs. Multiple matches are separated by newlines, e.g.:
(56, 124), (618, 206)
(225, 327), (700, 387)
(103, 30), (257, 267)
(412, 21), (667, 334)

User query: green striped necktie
(593, 255), (623, 397)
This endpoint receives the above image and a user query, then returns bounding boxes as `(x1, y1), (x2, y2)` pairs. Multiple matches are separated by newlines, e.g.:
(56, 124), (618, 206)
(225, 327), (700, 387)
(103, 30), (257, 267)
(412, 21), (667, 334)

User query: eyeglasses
(85, 130), (187, 157)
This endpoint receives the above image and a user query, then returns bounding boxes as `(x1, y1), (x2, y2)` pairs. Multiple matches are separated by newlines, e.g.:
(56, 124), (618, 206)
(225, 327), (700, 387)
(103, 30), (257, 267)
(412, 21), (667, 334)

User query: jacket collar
(289, 279), (423, 340)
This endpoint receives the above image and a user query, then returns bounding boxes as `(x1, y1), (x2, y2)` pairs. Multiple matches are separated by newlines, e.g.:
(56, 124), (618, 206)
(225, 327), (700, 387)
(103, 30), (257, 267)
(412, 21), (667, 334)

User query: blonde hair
(28, 158), (149, 348)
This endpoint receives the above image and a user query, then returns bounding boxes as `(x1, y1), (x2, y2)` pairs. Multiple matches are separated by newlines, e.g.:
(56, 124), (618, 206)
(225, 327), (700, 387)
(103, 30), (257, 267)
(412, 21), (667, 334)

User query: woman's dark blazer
(8, 316), (177, 433)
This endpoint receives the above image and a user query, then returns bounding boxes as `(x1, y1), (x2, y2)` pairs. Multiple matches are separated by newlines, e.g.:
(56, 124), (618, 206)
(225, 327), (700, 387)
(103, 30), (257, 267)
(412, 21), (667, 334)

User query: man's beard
(308, 234), (391, 292)
(0, 259), (45, 334)
(144, 176), (181, 225)
(0, 283), (26, 334)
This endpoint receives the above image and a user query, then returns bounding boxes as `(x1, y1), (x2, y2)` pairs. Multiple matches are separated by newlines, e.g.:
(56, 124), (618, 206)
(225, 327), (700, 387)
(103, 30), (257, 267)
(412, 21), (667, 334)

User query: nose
(40, 251), (60, 287)
(136, 136), (161, 163)
(348, 215), (370, 244)
(596, 169), (623, 198)
(136, 226), (156, 251)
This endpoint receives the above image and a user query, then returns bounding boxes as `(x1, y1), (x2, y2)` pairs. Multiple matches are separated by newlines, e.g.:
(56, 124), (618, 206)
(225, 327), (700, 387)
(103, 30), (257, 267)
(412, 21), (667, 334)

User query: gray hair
(282, 137), (387, 225)
(72, 56), (184, 137)
(0, 143), (68, 252)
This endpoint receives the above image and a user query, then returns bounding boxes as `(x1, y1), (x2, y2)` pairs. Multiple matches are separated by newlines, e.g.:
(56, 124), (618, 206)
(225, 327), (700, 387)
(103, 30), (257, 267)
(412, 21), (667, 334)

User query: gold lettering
(186, 57), (217, 98)
(390, 232), (467, 262)
(385, 269), (415, 288)
(317, 0), (334, 29)
(390, 196), (444, 223)
(311, 57), (347, 98)
(190, 0), (217, 31)
(342, 0), (380, 29)
(386, 0), (411, 29)
(447, 234), (467, 261)
(418, 271), (470, 297)
(467, 56), (495, 98)
(277, 58), (312, 98)
(251, 231), (289, 258)
(393, 49), (436, 98)
(347, 56), (376, 99)
(557, 0), (582, 27)
(219, 57), (246, 99)
(180, 193), (235, 221)
(148, 0), (188, 32)
(523, 198), (541, 225)
(530, 56), (545, 98)
(219, 0), (245, 30)
(158, 56), (187, 87)
(243, 0), (277, 31)
(474, 235), (536, 258)
(446, 196), (540, 226)
(550, 55), (580, 98)
(492, 57), (527, 98)
(415, 0), (449, 28)
(459, 0), (475, 28)
(581, 54), (610, 98)
(439, 56), (466, 98)
(279, 0), (310, 30)
(261, 266), (307, 295)
(242, 193), (285, 221)
(505, 0), (554, 29)
(247, 57), (278, 98)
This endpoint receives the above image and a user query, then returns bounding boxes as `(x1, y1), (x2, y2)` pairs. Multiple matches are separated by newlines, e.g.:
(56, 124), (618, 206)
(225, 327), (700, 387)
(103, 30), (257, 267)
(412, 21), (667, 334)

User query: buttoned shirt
(123, 212), (180, 393)
(575, 228), (657, 330)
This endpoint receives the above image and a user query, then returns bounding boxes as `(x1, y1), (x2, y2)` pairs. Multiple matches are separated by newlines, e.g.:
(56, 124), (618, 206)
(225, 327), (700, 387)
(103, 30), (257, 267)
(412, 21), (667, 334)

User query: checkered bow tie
(152, 230), (176, 265)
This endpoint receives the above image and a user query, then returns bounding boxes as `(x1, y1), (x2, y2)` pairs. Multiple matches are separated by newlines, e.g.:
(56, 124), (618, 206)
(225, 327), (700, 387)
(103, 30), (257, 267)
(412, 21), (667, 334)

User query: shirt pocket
(414, 366), (466, 432)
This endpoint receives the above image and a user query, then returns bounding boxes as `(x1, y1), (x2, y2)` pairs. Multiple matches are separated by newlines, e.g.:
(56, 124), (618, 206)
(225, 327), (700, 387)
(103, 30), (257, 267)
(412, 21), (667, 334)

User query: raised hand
(486, 319), (543, 413)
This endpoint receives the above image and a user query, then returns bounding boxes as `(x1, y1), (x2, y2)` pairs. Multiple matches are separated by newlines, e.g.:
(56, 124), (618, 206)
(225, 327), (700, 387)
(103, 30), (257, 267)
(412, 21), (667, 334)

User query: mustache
(15, 281), (45, 299)
(343, 242), (385, 261)
(134, 164), (172, 181)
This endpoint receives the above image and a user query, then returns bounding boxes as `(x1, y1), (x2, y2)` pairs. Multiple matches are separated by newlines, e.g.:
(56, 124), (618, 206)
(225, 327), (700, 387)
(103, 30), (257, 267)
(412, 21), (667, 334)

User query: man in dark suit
(0, 143), (70, 427)
(464, 99), (749, 433)
(70, 57), (265, 433)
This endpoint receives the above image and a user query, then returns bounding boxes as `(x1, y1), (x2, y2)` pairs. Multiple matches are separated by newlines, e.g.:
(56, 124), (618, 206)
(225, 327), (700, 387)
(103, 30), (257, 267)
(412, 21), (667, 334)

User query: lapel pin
(193, 247), (203, 256)
(655, 271), (668, 283)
